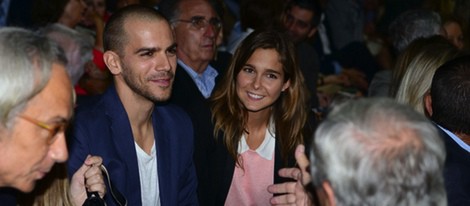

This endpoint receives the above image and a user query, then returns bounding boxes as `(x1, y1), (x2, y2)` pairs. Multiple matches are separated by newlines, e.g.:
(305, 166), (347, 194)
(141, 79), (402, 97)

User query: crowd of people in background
(0, 0), (470, 205)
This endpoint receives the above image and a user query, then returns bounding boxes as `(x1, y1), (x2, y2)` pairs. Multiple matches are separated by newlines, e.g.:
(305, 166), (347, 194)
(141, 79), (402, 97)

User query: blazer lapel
(104, 87), (142, 204)
(153, 107), (171, 205)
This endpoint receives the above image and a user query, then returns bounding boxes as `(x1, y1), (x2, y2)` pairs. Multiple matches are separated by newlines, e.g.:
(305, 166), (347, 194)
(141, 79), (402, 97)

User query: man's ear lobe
(322, 181), (336, 206)
(103, 51), (121, 75)
(424, 92), (433, 117)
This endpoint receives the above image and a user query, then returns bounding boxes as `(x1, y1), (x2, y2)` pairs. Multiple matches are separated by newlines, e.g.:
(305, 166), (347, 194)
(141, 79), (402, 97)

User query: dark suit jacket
(168, 63), (226, 205)
(0, 188), (17, 206)
(438, 128), (470, 206)
(296, 42), (320, 109)
(67, 86), (198, 206)
(211, 132), (297, 205)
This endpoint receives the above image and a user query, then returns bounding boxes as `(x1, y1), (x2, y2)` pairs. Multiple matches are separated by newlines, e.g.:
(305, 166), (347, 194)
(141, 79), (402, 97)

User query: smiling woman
(235, 48), (289, 113)
(210, 29), (315, 205)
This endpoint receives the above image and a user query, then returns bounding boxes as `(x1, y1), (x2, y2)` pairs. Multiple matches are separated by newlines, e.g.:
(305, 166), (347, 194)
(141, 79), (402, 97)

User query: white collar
(238, 120), (276, 160)
(437, 124), (470, 153)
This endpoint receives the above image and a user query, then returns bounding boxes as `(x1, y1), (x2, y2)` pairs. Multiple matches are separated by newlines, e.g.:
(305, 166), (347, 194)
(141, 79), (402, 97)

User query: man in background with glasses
(160, 0), (225, 205)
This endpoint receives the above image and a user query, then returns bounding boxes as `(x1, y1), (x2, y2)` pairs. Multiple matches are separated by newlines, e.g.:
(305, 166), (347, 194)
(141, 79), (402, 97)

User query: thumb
(295, 145), (309, 170)
(295, 145), (311, 184)
(72, 155), (92, 183)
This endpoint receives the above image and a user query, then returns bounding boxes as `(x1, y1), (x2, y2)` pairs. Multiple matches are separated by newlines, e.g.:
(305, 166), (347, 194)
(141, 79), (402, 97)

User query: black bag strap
(100, 165), (128, 206)
(83, 191), (105, 206)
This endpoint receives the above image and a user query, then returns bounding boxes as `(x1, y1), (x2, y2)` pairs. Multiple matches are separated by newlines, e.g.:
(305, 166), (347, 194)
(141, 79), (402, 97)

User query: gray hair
(310, 98), (446, 206)
(39, 23), (93, 85)
(159, 0), (218, 24)
(0, 27), (63, 128)
(389, 10), (442, 52)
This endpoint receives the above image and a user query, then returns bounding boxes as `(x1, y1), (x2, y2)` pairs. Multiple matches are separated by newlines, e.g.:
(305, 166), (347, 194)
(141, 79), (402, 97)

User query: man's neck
(178, 58), (210, 74)
(115, 79), (156, 154)
(456, 132), (470, 146)
(114, 79), (154, 126)
(58, 18), (75, 29)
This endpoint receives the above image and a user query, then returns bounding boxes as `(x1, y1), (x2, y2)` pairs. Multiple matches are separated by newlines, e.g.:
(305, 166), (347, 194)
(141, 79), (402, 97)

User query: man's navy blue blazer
(438, 127), (470, 206)
(67, 86), (198, 206)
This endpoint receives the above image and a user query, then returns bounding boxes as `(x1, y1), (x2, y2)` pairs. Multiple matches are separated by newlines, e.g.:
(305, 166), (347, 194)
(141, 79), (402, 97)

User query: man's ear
(103, 51), (122, 75)
(424, 92), (433, 117)
(307, 27), (318, 38)
(322, 181), (336, 206)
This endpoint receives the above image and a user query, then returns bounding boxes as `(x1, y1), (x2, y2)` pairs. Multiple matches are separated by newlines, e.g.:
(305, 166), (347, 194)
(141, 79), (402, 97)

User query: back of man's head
(310, 98), (446, 205)
(430, 55), (470, 135)
(389, 9), (442, 52)
(104, 5), (168, 55)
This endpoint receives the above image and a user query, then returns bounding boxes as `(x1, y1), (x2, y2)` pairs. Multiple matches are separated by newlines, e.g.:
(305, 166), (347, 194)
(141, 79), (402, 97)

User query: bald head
(104, 5), (170, 55)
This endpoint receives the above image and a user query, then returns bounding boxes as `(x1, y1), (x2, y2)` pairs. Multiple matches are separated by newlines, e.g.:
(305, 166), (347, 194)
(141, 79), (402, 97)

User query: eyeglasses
(19, 115), (68, 145)
(174, 16), (222, 30)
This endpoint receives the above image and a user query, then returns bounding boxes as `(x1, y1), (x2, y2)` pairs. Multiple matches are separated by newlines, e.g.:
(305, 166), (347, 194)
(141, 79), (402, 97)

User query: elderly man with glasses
(0, 27), (72, 192)
(0, 27), (104, 205)
(160, 0), (225, 205)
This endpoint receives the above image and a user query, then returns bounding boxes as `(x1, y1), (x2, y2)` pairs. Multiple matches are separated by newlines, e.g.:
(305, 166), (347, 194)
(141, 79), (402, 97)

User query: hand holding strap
(82, 165), (127, 206)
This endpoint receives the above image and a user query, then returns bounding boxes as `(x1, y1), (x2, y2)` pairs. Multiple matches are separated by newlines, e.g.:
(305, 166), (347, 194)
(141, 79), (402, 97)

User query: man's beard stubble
(121, 64), (174, 103)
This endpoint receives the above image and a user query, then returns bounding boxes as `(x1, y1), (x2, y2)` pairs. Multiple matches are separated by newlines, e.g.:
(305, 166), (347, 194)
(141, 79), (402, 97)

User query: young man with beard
(281, 0), (322, 109)
(67, 5), (198, 206)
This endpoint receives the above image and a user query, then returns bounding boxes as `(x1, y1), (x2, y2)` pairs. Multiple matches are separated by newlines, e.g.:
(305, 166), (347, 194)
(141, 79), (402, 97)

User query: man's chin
(14, 180), (36, 193)
(200, 50), (215, 59)
(149, 91), (172, 102)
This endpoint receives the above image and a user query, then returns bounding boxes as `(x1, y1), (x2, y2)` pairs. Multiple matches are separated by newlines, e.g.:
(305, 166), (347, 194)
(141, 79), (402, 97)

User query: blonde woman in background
(395, 35), (463, 115)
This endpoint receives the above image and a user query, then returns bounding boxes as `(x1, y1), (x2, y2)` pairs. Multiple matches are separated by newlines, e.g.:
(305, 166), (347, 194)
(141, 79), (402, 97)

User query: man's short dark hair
(284, 0), (322, 28)
(389, 9), (441, 52)
(431, 55), (470, 134)
(104, 5), (168, 54)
